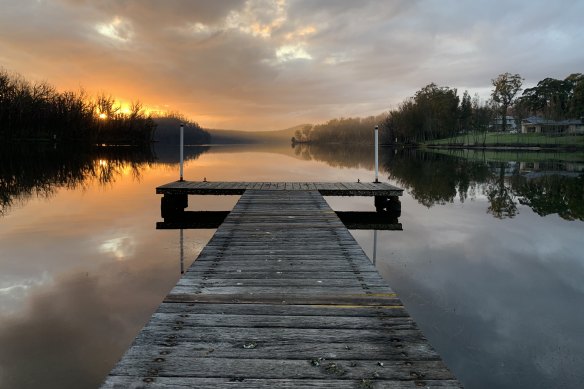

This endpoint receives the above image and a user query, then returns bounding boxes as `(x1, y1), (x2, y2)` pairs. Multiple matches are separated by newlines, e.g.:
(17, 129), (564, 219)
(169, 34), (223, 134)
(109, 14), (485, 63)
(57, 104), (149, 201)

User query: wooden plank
(147, 312), (416, 331)
(169, 286), (394, 296)
(181, 271), (382, 280)
(103, 377), (463, 389)
(175, 279), (389, 288)
(109, 357), (455, 380)
(114, 339), (439, 362)
(155, 302), (408, 317)
(163, 294), (401, 306)
(133, 325), (424, 347)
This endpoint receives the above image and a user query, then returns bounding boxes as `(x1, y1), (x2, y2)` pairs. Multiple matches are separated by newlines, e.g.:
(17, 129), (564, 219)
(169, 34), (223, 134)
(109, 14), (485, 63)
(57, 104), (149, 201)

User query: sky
(1, 0), (583, 131)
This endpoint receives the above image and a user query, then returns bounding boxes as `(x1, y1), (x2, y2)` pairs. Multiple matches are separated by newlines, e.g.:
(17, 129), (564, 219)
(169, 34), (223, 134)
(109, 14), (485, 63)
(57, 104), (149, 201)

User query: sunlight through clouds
(276, 44), (312, 62)
(189, 22), (214, 36)
(96, 16), (134, 43)
(285, 25), (317, 41)
(225, 0), (287, 38)
(181, 0), (292, 42)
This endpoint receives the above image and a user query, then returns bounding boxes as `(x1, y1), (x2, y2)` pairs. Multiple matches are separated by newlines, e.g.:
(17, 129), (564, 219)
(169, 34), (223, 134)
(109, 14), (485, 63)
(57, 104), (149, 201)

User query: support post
(179, 124), (184, 181)
(374, 125), (379, 183)
(161, 194), (188, 220)
(375, 196), (401, 216)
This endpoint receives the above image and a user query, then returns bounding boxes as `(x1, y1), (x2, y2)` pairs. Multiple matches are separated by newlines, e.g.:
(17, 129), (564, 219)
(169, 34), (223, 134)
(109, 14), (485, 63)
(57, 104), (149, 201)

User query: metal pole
(179, 124), (184, 181)
(373, 229), (377, 266)
(180, 228), (184, 274)
(374, 125), (379, 183)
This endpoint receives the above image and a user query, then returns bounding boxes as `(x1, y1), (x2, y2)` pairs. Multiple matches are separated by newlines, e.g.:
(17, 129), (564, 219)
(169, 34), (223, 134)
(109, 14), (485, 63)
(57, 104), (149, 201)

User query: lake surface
(0, 143), (583, 388)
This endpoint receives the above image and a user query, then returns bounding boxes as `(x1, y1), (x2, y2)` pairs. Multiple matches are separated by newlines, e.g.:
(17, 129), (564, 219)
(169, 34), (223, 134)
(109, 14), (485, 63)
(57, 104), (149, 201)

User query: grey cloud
(59, 0), (247, 25)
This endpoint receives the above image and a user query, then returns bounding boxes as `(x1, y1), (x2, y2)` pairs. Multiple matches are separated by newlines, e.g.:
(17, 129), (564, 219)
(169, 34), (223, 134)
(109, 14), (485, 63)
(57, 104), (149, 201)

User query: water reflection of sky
(0, 146), (583, 388)
(350, 195), (584, 389)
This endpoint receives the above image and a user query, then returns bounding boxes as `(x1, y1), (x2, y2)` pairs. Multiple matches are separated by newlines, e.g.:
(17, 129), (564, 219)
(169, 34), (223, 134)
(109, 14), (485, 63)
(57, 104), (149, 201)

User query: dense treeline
(515, 73), (584, 120)
(0, 68), (156, 145)
(293, 72), (583, 145)
(384, 84), (479, 143)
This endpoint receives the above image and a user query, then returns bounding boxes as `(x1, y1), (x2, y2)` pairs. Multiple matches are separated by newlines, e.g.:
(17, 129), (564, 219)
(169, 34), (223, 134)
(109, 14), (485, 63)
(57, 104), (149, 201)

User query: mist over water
(0, 143), (583, 388)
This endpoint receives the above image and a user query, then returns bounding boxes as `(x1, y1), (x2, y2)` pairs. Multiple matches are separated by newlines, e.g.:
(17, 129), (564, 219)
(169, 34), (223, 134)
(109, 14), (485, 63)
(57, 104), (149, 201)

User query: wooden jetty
(102, 181), (461, 388)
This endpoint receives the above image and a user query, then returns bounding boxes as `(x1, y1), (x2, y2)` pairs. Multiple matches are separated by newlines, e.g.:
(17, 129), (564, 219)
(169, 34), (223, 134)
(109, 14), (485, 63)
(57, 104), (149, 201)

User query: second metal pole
(374, 125), (379, 183)
(180, 228), (184, 274)
(373, 229), (377, 265)
(179, 124), (184, 181)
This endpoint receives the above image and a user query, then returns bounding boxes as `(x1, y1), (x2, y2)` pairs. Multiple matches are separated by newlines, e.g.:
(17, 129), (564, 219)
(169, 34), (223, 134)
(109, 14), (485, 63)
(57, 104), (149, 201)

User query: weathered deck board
(102, 189), (460, 388)
(104, 377), (461, 388)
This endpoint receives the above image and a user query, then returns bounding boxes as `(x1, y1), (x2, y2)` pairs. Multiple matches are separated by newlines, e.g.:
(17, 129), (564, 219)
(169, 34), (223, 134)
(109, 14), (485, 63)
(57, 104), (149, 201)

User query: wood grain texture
(103, 377), (462, 388)
(101, 189), (459, 387)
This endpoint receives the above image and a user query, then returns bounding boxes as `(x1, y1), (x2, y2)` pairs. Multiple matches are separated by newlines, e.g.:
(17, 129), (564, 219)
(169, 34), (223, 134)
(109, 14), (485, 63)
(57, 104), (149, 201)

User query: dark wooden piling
(101, 183), (461, 388)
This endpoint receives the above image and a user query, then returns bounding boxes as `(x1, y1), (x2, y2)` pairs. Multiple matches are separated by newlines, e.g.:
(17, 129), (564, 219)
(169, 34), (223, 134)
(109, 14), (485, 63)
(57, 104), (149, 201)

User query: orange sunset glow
(1, 1), (583, 130)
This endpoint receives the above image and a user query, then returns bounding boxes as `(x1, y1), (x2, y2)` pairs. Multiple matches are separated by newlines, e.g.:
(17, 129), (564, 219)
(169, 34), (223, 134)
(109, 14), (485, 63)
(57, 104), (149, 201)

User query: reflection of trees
(292, 144), (493, 207)
(486, 163), (518, 219)
(152, 143), (209, 165)
(388, 150), (492, 207)
(292, 143), (376, 170)
(0, 144), (155, 216)
(510, 174), (584, 221)
(292, 144), (583, 220)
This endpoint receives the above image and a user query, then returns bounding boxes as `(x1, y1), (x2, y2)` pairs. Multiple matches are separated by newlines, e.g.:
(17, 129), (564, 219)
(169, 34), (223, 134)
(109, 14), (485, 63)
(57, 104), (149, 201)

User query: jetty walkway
(101, 181), (461, 388)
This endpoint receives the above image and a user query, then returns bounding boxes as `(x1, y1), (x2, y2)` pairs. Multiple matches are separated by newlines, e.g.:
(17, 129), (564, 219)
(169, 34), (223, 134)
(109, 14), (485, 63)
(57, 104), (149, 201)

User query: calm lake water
(1, 143), (583, 388)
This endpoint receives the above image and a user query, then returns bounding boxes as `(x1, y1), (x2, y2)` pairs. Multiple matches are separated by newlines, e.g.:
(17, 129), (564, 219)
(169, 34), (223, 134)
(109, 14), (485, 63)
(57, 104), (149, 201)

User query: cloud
(1, 0), (583, 130)
(96, 16), (134, 43)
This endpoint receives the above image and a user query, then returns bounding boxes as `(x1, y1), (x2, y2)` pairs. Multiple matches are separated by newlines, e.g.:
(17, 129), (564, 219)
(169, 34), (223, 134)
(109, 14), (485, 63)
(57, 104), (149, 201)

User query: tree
(385, 83), (459, 143)
(459, 90), (472, 132)
(301, 124), (313, 142)
(491, 72), (523, 132)
(566, 73), (584, 118)
(413, 83), (460, 141)
(519, 77), (571, 119)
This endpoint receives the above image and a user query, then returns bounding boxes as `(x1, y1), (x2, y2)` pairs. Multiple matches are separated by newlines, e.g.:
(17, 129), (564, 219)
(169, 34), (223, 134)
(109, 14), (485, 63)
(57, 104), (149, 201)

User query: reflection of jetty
(102, 181), (460, 387)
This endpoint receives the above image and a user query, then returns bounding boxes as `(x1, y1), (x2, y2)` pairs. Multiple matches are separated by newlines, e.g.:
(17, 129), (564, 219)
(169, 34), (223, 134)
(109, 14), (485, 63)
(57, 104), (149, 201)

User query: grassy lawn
(425, 132), (584, 147)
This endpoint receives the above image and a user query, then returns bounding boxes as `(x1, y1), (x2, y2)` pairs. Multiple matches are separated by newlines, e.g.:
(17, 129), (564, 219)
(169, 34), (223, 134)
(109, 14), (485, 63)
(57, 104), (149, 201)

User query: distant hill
(208, 124), (307, 144)
(153, 117), (211, 144)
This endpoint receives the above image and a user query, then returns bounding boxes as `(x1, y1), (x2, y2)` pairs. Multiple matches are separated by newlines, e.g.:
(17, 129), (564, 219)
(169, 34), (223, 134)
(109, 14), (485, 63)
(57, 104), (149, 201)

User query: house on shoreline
(490, 116), (518, 132)
(521, 116), (584, 134)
